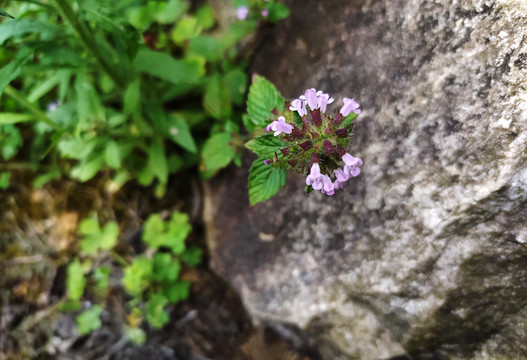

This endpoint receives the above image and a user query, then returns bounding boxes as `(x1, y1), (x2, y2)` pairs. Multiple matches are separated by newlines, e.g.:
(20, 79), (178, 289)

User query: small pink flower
(261, 9), (269, 17)
(342, 153), (363, 177)
(236, 6), (249, 20)
(289, 98), (307, 117)
(270, 116), (293, 136)
(339, 98), (361, 116)
(306, 163), (324, 190)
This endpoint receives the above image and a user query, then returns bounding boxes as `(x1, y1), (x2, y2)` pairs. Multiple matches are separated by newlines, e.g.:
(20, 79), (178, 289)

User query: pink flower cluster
(306, 153), (362, 196)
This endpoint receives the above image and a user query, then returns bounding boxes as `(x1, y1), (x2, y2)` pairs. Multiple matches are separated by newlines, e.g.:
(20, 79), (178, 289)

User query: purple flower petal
(339, 98), (361, 117)
(304, 88), (318, 110)
(236, 6), (249, 20)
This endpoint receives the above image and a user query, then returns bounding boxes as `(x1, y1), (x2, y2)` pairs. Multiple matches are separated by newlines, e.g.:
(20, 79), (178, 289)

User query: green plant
(65, 211), (201, 342)
(0, 0), (288, 194)
(244, 77), (363, 205)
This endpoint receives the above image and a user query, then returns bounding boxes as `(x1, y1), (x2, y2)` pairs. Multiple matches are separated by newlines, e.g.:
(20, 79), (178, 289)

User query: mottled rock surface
(205, 0), (527, 359)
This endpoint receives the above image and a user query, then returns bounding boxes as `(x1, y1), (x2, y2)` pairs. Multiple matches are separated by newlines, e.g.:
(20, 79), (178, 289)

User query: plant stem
(3, 86), (61, 130)
(52, 0), (126, 89)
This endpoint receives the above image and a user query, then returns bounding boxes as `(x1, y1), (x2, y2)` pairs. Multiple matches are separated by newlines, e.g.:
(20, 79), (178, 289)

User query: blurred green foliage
(0, 0), (278, 193)
(66, 212), (202, 342)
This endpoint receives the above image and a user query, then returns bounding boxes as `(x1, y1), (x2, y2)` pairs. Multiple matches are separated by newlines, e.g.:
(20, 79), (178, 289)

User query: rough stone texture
(205, 0), (527, 359)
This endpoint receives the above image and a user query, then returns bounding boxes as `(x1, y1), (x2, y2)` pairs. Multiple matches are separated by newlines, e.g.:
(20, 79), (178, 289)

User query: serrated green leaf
(167, 114), (197, 153)
(200, 133), (236, 177)
(247, 75), (285, 129)
(245, 134), (287, 158)
(166, 212), (191, 255)
(143, 214), (166, 250)
(203, 75), (232, 120)
(248, 160), (287, 206)
(171, 16), (201, 44)
(123, 256), (154, 296)
(76, 305), (103, 335)
(66, 259), (86, 301)
(164, 281), (190, 303)
(146, 293), (169, 329)
(153, 253), (180, 282)
(134, 47), (199, 85)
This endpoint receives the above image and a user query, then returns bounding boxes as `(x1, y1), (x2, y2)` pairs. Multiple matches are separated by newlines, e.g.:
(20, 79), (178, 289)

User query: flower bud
(323, 140), (334, 154)
(291, 127), (304, 138)
(333, 113), (344, 126)
(324, 126), (332, 134)
(311, 109), (322, 127)
(335, 127), (348, 138)
(299, 141), (312, 151)
(336, 146), (347, 157)
(280, 147), (290, 156)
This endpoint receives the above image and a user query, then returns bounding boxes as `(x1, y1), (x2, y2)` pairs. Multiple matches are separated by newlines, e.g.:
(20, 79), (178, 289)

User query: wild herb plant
(66, 212), (201, 343)
(245, 77), (363, 205)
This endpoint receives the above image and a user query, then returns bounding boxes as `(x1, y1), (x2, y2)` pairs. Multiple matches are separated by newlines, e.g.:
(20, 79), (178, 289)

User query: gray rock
(204, 0), (527, 359)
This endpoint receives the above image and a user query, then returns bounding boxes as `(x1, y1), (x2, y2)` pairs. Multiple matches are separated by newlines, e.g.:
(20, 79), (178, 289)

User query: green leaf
(166, 114), (197, 153)
(268, 3), (290, 23)
(247, 75), (285, 129)
(0, 19), (58, 45)
(146, 293), (169, 329)
(203, 75), (232, 120)
(195, 5), (215, 29)
(0, 113), (34, 125)
(123, 78), (141, 117)
(164, 281), (190, 303)
(188, 36), (222, 61)
(148, 139), (168, 184)
(340, 112), (359, 128)
(33, 169), (61, 188)
(181, 247), (202, 267)
(100, 222), (119, 250)
(171, 16), (201, 44)
(0, 47), (33, 97)
(104, 140), (122, 169)
(166, 212), (191, 255)
(123, 256), (154, 296)
(76, 305), (103, 335)
(70, 156), (104, 182)
(93, 266), (110, 292)
(134, 47), (199, 85)
(153, 253), (181, 282)
(66, 259), (86, 301)
(0, 172), (10, 190)
(200, 133), (236, 176)
(143, 214), (166, 250)
(245, 133), (287, 158)
(0, 8), (14, 19)
(248, 160), (287, 206)
(224, 69), (247, 106)
(0, 125), (23, 161)
(125, 326), (146, 345)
